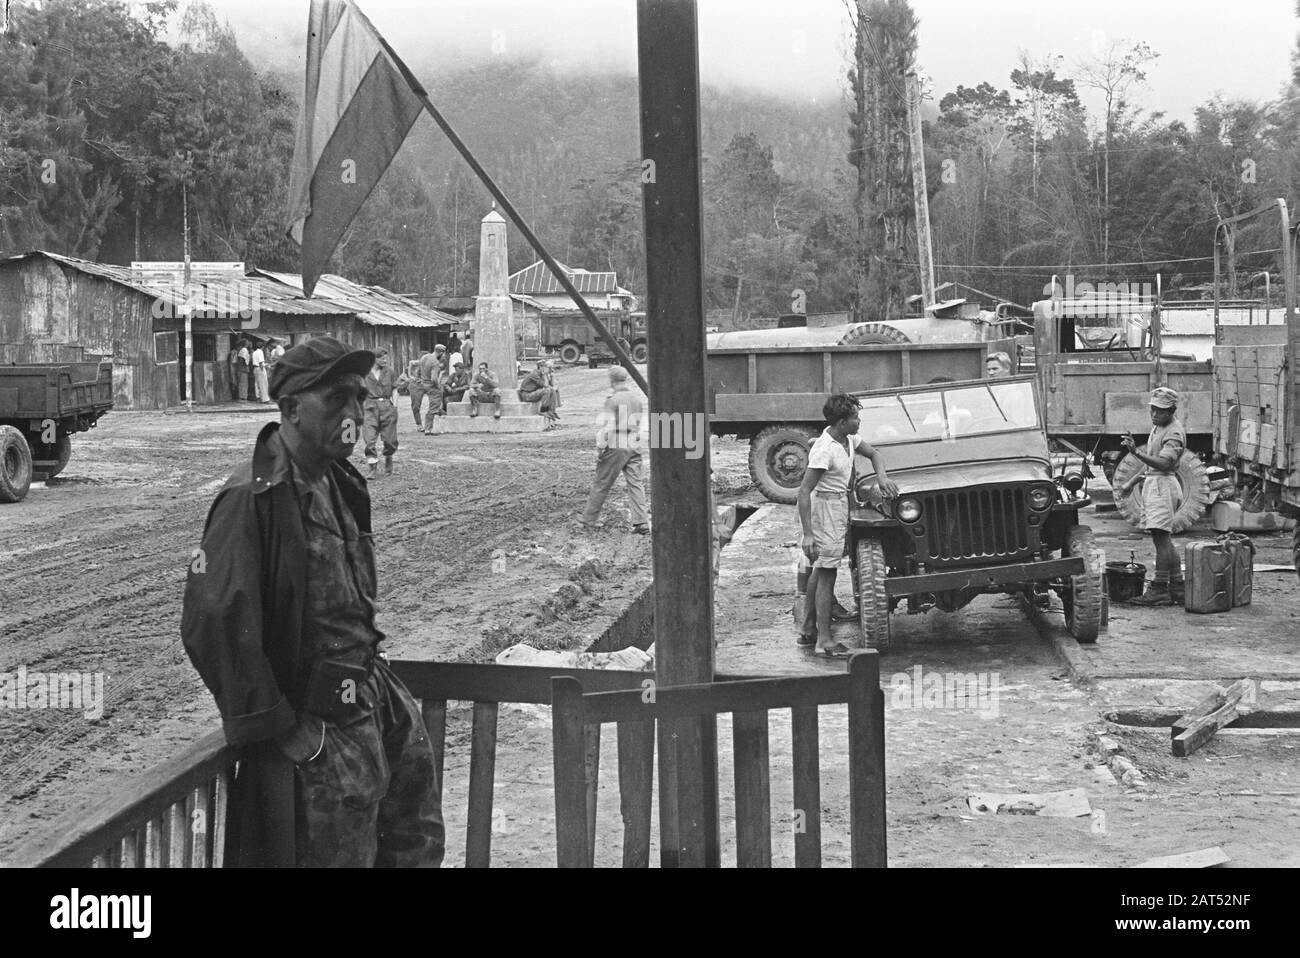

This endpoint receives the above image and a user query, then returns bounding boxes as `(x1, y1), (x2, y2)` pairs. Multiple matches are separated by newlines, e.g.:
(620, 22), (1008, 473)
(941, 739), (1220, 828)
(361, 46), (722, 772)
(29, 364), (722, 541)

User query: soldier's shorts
(293, 659), (445, 867)
(363, 400), (399, 457)
(1141, 473), (1183, 533)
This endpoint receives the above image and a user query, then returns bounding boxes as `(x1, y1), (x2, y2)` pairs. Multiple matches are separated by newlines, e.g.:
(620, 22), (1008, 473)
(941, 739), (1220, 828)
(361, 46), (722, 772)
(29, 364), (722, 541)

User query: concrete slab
(438, 414), (548, 434)
(446, 400), (541, 418)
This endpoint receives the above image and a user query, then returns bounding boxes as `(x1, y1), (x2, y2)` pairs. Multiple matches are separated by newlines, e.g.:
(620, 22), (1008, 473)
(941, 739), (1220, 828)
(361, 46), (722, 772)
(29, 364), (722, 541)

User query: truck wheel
(0, 425), (33, 503)
(855, 537), (892, 651)
(748, 425), (818, 504)
(1061, 525), (1103, 643)
(1112, 448), (1210, 534)
(839, 322), (912, 346)
(631, 342), (648, 363)
(30, 432), (72, 481)
(559, 343), (581, 364)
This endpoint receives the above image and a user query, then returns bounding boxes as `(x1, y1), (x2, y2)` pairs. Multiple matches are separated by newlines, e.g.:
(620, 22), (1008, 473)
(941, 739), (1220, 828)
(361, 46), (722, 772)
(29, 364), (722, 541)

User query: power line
(902, 247), (1283, 271)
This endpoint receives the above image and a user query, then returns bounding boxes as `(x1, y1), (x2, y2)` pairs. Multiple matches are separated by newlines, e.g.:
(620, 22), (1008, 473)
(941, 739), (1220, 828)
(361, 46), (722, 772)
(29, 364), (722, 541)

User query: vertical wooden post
(636, 0), (720, 868)
(905, 73), (935, 308)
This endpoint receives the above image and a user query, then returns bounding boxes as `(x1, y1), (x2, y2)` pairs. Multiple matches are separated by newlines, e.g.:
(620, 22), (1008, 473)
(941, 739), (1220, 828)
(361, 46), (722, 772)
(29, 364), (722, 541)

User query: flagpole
(369, 28), (649, 396)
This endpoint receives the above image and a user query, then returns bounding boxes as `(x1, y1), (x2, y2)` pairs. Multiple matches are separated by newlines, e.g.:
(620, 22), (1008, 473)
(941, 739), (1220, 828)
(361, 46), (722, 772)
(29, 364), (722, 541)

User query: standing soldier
(579, 366), (649, 533)
(1122, 386), (1187, 606)
(235, 339), (251, 402)
(362, 347), (400, 477)
(252, 341), (270, 403)
(419, 344), (448, 434)
(406, 349), (430, 428)
(462, 332), (474, 370)
(181, 335), (444, 867)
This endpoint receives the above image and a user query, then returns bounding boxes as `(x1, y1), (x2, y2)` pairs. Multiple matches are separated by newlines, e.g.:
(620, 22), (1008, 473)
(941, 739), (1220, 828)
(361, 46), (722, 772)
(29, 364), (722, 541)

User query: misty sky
(212, 0), (1297, 122)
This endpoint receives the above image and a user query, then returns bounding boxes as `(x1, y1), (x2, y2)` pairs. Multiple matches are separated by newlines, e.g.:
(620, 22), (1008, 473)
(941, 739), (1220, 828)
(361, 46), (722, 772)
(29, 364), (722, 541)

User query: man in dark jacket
(181, 336), (444, 867)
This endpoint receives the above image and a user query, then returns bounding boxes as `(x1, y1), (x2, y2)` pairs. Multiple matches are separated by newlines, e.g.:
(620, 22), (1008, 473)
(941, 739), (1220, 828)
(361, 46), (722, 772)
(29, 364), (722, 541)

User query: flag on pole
(285, 0), (424, 297)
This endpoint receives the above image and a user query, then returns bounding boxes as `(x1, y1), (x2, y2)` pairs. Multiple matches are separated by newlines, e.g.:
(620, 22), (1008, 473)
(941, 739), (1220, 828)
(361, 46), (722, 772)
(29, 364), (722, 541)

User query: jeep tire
(1113, 448), (1210, 534)
(559, 343), (581, 365)
(855, 536), (892, 651)
(1062, 525), (1103, 643)
(0, 425), (34, 503)
(839, 322), (912, 346)
(748, 424), (819, 505)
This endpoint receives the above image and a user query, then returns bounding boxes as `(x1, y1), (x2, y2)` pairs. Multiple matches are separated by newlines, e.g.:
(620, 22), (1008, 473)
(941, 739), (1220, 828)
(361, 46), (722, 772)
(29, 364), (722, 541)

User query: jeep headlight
(1028, 484), (1055, 511)
(895, 498), (922, 522)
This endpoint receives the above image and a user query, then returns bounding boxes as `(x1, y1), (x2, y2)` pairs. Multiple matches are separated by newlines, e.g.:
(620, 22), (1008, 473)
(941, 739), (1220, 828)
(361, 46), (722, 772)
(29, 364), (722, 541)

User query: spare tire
(1113, 448), (1210, 534)
(839, 322), (912, 346)
(748, 424), (820, 505)
(0, 425), (34, 503)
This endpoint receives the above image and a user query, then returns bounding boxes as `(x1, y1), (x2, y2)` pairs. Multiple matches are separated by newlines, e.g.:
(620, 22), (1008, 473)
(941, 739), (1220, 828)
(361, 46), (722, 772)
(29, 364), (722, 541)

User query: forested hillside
(5, 0), (1300, 321)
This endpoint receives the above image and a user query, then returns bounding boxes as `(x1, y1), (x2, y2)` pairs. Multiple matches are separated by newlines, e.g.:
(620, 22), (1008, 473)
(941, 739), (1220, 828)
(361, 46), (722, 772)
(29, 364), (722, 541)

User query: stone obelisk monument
(445, 207), (543, 431)
(474, 208), (514, 385)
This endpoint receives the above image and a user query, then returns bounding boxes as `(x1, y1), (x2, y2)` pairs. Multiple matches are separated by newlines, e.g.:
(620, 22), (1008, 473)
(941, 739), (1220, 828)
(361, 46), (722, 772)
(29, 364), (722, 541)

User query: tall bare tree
(845, 0), (919, 321)
(1075, 39), (1158, 264)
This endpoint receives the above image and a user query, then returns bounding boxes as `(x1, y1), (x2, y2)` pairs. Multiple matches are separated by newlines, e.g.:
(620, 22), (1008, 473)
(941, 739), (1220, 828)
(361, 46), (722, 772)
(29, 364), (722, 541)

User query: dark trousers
(363, 400), (399, 457)
(294, 660), (444, 867)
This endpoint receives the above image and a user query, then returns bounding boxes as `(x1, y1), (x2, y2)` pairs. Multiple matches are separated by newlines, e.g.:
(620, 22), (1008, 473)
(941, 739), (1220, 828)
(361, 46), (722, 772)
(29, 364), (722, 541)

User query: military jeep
(848, 375), (1104, 649)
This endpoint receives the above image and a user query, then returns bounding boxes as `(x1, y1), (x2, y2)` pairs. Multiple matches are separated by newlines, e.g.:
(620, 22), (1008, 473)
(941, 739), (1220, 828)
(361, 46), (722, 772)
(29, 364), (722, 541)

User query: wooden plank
(1173, 701), (1240, 758)
(422, 700), (448, 804)
(212, 770), (229, 869)
(583, 724), (601, 868)
(616, 720), (654, 868)
(899, 349), (911, 387)
(389, 660), (649, 705)
(1134, 847), (1230, 868)
(823, 351), (833, 393)
(464, 702), (499, 868)
(144, 817), (162, 868)
(552, 678), (591, 868)
(746, 352), (757, 394)
(191, 785), (210, 869)
(583, 674), (852, 724)
(119, 832), (137, 869)
(1171, 679), (1252, 738)
(732, 710), (771, 867)
(790, 705), (821, 868)
(847, 652), (887, 867)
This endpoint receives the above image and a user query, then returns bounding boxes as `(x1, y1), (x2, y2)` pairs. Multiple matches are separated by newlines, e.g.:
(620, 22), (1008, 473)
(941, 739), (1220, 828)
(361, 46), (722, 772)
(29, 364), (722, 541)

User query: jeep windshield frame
(851, 375), (1042, 446)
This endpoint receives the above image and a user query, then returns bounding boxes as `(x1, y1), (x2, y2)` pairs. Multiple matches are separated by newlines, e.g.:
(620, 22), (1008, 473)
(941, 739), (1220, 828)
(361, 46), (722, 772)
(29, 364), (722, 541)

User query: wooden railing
(552, 651), (886, 868)
(4, 661), (859, 869)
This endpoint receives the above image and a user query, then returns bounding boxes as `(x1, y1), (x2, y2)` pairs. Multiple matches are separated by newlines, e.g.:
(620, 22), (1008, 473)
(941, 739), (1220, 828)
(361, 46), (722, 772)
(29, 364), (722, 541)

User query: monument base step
(445, 400), (540, 418)
(436, 414), (547, 434)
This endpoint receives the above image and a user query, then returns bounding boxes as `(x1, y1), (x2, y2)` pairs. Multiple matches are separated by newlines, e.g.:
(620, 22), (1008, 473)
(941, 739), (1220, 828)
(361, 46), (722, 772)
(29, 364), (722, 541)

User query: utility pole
(182, 174), (194, 411)
(906, 72), (936, 308)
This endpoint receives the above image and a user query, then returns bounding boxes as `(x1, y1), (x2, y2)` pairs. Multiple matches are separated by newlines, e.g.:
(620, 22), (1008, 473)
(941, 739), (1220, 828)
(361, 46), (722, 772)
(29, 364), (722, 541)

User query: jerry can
(1183, 542), (1232, 614)
(1218, 533), (1254, 607)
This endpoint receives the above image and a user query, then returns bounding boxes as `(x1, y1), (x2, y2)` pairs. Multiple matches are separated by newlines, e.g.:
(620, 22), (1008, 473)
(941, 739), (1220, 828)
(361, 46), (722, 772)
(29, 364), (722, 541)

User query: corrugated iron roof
(253, 270), (455, 327)
(508, 260), (619, 296)
(0, 253), (453, 327)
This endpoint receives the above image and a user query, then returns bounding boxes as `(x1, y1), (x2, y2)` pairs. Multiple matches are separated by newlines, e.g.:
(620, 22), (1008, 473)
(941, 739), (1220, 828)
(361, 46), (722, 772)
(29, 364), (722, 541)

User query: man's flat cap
(269, 336), (374, 400)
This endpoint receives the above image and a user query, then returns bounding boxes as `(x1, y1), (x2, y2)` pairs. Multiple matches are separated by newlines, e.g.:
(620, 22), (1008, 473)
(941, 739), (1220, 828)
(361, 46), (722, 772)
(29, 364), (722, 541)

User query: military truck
(0, 360), (114, 502)
(1031, 280), (1214, 533)
(540, 310), (648, 364)
(706, 325), (1015, 503)
(846, 375), (1104, 649)
(1209, 198), (1300, 576)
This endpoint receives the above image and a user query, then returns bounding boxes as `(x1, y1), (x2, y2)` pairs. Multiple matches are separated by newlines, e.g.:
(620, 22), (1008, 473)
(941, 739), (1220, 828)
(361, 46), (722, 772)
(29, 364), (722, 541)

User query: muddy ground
(4, 374), (1299, 867)
(0, 365), (754, 859)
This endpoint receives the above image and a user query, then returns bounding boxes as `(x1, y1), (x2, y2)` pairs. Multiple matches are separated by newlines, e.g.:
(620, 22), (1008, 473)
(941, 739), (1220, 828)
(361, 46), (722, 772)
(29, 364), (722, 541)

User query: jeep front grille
(920, 487), (1031, 563)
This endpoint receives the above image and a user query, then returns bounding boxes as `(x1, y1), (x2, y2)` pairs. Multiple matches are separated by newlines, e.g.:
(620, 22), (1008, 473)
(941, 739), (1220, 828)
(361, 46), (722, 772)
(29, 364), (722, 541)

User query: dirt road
(0, 365), (751, 858)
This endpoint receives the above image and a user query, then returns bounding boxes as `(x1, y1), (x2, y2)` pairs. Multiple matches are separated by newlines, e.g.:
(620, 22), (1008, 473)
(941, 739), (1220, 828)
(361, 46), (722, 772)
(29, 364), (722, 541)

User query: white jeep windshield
(858, 380), (1040, 444)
